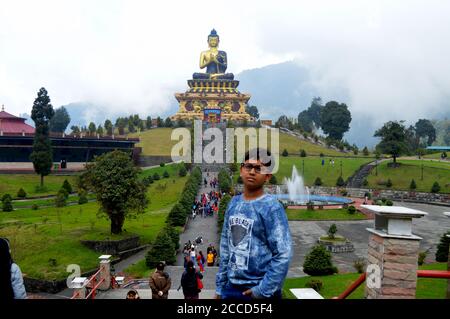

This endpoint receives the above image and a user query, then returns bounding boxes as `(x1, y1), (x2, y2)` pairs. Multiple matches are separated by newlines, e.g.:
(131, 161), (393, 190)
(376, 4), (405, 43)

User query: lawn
(12, 193), (96, 209)
(0, 174), (78, 198)
(129, 127), (348, 157)
(366, 159), (450, 193)
(123, 259), (155, 279)
(286, 208), (367, 221)
(282, 263), (448, 299)
(234, 156), (373, 187)
(0, 175), (187, 280)
(129, 128), (178, 156)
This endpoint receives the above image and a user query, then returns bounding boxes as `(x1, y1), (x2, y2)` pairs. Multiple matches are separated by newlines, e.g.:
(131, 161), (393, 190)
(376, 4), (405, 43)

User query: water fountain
(275, 166), (353, 207)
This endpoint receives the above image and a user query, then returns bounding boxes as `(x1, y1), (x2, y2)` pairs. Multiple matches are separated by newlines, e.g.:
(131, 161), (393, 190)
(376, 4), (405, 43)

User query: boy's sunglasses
(240, 163), (267, 174)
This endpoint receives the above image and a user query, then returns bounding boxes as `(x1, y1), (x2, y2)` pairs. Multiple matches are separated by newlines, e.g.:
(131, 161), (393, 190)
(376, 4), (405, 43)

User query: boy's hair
(156, 262), (165, 271)
(127, 289), (138, 297)
(243, 148), (272, 167)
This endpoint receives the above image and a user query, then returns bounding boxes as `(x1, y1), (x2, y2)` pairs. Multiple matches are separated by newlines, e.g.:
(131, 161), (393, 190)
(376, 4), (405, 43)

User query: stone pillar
(366, 233), (420, 299)
(98, 259), (111, 290)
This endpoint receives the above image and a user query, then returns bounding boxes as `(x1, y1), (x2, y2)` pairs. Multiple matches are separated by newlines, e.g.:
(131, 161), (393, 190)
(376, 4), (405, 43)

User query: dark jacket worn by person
(181, 270), (203, 297)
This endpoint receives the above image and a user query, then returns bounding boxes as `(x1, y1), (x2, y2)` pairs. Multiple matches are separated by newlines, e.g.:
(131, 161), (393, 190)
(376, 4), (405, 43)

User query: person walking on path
(180, 261), (203, 300)
(190, 247), (196, 265)
(197, 251), (205, 272)
(149, 262), (172, 299)
(215, 149), (293, 300)
(0, 238), (27, 299)
(207, 250), (214, 267)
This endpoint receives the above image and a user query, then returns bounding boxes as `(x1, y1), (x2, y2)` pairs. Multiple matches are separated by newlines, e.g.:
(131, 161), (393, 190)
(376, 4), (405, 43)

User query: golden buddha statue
(193, 29), (234, 80)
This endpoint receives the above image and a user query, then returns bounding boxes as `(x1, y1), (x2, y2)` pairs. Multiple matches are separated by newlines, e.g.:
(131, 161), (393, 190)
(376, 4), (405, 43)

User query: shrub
(386, 179), (393, 188)
(327, 224), (337, 239)
(178, 166), (187, 177)
(282, 149), (289, 157)
(55, 190), (67, 207)
(314, 177), (323, 186)
(2, 196), (13, 212)
(362, 146), (369, 156)
(218, 194), (232, 230)
(435, 231), (450, 262)
(164, 225), (180, 251)
(347, 205), (356, 214)
(303, 245), (338, 276)
(385, 199), (393, 206)
(78, 190), (88, 205)
(143, 175), (154, 186)
(62, 179), (73, 194)
(167, 203), (188, 226)
(31, 204), (39, 210)
(431, 181), (440, 193)
(362, 179), (368, 187)
(336, 176), (345, 187)
(305, 279), (323, 292)
(409, 179), (417, 190)
(353, 258), (366, 273)
(319, 153), (324, 157)
(160, 162), (165, 167)
(153, 173), (160, 181)
(300, 149), (307, 157)
(146, 230), (176, 268)
(2, 194), (12, 202)
(17, 188), (27, 198)
(418, 251), (428, 266)
(59, 187), (69, 199)
(163, 170), (170, 178)
(269, 175), (277, 185)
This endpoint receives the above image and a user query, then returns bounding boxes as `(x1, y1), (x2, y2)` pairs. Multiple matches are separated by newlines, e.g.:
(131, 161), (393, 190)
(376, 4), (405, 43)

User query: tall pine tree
(30, 88), (55, 187)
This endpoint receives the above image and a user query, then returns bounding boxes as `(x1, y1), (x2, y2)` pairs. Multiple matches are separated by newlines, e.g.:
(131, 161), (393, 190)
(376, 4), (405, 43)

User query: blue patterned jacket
(215, 193), (293, 298)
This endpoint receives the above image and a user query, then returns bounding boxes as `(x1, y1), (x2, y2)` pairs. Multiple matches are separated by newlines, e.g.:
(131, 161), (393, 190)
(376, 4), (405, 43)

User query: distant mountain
(45, 61), (448, 147)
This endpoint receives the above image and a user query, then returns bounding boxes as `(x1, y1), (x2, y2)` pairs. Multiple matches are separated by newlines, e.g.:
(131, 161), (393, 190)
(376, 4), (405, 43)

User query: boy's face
(240, 158), (272, 190)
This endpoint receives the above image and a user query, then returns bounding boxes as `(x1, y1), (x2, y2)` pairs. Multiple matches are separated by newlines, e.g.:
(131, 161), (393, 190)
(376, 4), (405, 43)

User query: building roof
(426, 146), (450, 151)
(0, 108), (35, 134)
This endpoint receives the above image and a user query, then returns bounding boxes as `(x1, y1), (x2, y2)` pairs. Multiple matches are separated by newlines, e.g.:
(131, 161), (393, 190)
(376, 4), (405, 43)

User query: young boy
(215, 148), (293, 299)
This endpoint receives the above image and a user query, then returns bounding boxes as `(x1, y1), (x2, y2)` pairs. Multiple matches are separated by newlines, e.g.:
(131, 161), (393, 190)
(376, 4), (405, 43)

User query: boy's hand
(242, 289), (254, 298)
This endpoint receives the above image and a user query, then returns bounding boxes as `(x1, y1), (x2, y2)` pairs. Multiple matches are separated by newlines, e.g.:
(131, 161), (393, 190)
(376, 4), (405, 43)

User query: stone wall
(80, 236), (140, 255)
(137, 155), (173, 167)
(234, 184), (449, 205)
(366, 234), (420, 299)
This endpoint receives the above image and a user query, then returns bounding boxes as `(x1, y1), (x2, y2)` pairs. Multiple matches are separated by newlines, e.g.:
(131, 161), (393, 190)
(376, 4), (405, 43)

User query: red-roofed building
(0, 105), (35, 135)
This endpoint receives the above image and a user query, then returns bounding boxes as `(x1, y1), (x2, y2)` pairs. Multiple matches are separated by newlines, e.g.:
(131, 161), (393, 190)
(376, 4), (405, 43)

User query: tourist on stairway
(0, 238), (27, 299)
(180, 261), (203, 300)
(149, 262), (172, 299)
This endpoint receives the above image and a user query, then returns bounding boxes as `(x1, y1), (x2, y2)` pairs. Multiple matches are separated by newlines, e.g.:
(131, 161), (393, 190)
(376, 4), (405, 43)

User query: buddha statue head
(207, 29), (219, 48)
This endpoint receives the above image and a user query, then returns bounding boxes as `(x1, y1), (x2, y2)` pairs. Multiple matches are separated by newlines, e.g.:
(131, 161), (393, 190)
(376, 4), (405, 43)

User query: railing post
(362, 205), (427, 299)
(444, 212), (450, 299)
(98, 255), (111, 290)
(71, 277), (88, 299)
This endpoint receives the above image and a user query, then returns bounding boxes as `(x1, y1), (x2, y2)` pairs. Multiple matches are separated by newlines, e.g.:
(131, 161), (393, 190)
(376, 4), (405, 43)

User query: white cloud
(1, 0), (449, 128)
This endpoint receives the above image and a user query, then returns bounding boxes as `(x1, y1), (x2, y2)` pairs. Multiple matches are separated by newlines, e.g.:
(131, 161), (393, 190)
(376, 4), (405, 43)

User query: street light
(340, 160), (343, 177)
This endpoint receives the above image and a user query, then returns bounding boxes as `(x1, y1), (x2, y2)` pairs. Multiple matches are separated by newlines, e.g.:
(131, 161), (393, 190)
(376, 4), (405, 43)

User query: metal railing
(333, 270), (450, 299)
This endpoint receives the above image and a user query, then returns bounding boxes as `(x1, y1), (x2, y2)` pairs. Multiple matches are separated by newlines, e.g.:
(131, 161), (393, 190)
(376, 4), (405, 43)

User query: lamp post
(421, 163), (424, 181)
(302, 159), (305, 176)
(340, 160), (343, 177)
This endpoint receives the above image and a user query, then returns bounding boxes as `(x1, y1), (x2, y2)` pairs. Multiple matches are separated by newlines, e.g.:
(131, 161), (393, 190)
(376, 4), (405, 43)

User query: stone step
(95, 288), (216, 299)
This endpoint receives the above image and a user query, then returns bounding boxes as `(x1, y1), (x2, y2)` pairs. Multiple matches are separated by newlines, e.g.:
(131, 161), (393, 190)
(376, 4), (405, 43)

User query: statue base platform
(170, 78), (252, 122)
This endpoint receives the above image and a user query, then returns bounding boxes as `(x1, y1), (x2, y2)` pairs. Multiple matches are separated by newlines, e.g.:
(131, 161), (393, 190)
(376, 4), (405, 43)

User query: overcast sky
(1, 0), (449, 127)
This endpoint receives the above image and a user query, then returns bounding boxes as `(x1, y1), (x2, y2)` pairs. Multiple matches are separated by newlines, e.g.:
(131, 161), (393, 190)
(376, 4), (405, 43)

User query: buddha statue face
(208, 36), (219, 48)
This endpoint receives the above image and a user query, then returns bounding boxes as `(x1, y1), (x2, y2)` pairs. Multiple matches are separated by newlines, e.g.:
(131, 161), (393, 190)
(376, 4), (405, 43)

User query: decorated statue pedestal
(171, 78), (252, 122)
(170, 29), (252, 123)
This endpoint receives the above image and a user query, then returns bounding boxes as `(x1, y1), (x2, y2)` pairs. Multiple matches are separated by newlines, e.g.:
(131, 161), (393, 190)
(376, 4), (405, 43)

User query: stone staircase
(346, 161), (376, 188)
(201, 122), (229, 173)
(96, 266), (219, 299)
